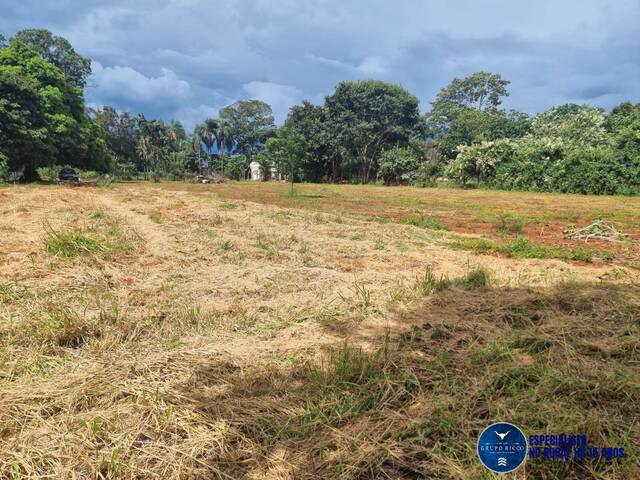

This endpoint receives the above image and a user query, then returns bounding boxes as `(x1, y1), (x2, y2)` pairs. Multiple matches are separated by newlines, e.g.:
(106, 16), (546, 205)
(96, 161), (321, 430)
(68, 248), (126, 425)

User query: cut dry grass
(1, 280), (638, 478)
(1, 184), (638, 479)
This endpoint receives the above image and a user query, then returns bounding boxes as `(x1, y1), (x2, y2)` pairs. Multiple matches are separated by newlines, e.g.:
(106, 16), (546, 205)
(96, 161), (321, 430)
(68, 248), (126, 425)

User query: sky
(1, 0), (639, 131)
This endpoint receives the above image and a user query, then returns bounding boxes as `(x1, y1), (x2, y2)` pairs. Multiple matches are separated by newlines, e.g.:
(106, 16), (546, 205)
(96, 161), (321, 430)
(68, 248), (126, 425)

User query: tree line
(1, 30), (639, 194)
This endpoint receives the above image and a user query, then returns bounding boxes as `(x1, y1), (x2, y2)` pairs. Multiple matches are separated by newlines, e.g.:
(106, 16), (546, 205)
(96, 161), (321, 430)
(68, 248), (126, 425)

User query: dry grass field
(0, 182), (639, 479)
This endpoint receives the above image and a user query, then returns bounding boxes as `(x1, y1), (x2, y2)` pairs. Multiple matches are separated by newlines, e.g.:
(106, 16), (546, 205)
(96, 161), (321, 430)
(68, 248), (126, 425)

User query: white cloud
(242, 81), (305, 122)
(173, 104), (223, 131)
(90, 61), (192, 106)
(357, 56), (389, 76)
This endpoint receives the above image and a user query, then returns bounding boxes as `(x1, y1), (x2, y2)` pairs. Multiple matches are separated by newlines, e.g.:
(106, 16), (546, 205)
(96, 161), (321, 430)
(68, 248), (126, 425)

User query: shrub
(225, 154), (248, 180)
(531, 104), (608, 148)
(446, 139), (514, 185)
(377, 146), (421, 185)
(0, 152), (9, 182)
(112, 161), (137, 180)
(493, 137), (564, 191)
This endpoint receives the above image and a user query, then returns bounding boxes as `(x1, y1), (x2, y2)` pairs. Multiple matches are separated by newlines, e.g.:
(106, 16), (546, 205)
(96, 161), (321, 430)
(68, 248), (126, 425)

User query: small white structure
(249, 161), (261, 180)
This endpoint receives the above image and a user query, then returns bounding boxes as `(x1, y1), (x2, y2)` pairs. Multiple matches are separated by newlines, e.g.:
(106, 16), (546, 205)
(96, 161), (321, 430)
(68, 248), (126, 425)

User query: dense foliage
(0, 36), (109, 180)
(445, 104), (640, 194)
(0, 29), (638, 194)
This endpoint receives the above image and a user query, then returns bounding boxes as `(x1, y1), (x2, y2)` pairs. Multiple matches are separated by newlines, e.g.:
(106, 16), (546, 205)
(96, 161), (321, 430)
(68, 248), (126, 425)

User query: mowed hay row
(1, 185), (639, 479)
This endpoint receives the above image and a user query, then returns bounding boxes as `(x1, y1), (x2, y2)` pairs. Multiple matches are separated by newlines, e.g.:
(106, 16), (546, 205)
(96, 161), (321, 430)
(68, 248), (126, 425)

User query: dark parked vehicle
(58, 167), (79, 183)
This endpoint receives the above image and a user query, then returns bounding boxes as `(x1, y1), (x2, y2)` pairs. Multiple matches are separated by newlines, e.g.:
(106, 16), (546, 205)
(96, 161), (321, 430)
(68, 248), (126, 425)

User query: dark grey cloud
(1, 0), (638, 130)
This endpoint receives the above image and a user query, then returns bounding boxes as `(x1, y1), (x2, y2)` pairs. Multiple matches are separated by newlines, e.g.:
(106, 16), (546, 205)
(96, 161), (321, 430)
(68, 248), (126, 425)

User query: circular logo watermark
(477, 422), (528, 473)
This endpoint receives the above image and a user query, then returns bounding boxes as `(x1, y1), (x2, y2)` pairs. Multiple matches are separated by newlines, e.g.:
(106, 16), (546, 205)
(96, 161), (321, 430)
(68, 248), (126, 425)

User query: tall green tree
(605, 102), (640, 134)
(428, 71), (510, 128)
(325, 80), (423, 183)
(265, 128), (306, 193)
(0, 38), (108, 179)
(0, 65), (49, 178)
(93, 106), (141, 170)
(137, 117), (170, 180)
(194, 118), (218, 171)
(13, 29), (91, 89)
(283, 101), (336, 182)
(435, 108), (530, 159)
(531, 104), (607, 147)
(213, 118), (233, 175)
(219, 100), (275, 158)
(427, 72), (516, 159)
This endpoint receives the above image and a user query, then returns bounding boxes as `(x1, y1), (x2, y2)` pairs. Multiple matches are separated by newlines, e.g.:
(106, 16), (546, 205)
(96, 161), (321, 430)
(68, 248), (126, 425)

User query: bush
(0, 152), (8, 182)
(111, 161), (137, 180)
(446, 140), (514, 185)
(531, 104), (608, 147)
(36, 165), (60, 182)
(493, 137), (563, 191)
(443, 103), (640, 195)
(494, 139), (634, 195)
(225, 154), (248, 180)
(553, 147), (622, 195)
(399, 215), (447, 230)
(377, 146), (421, 185)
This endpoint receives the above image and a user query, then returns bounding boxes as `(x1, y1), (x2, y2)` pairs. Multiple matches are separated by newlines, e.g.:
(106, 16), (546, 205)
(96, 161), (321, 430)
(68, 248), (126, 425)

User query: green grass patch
(148, 211), (162, 223)
(254, 232), (290, 259)
(492, 212), (528, 235)
(219, 201), (239, 209)
(448, 235), (613, 262)
(216, 239), (235, 254)
(44, 227), (108, 257)
(414, 267), (489, 295)
(43, 213), (139, 258)
(1, 355), (69, 383)
(399, 215), (447, 230)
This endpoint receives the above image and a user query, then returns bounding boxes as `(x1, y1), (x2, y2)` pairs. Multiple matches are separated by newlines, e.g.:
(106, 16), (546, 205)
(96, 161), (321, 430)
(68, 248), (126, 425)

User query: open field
(0, 182), (639, 479)
(158, 182), (640, 264)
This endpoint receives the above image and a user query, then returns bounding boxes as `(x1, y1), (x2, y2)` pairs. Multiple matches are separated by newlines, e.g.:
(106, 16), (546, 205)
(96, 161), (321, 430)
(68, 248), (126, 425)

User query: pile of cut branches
(564, 219), (626, 243)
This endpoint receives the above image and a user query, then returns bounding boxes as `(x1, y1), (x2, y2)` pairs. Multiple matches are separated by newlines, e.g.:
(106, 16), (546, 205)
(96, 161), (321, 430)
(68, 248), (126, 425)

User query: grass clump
(399, 215), (447, 230)
(215, 239), (235, 254)
(43, 212), (139, 258)
(492, 213), (528, 235)
(2, 355), (69, 383)
(147, 211), (162, 223)
(254, 232), (290, 259)
(502, 236), (548, 258)
(219, 201), (239, 209)
(414, 267), (488, 295)
(44, 227), (108, 257)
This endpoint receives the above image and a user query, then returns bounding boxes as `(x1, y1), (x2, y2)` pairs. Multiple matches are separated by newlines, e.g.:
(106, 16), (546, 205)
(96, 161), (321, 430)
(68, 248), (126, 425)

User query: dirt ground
(0, 183), (638, 478)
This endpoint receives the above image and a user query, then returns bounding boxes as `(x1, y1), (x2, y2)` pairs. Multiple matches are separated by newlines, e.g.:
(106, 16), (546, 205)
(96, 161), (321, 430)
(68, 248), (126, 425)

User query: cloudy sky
(2, 0), (639, 130)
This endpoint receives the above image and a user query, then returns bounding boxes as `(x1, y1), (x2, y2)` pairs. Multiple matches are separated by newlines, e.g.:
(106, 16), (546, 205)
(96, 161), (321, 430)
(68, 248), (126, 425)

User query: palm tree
(195, 120), (217, 173)
(213, 119), (234, 176)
